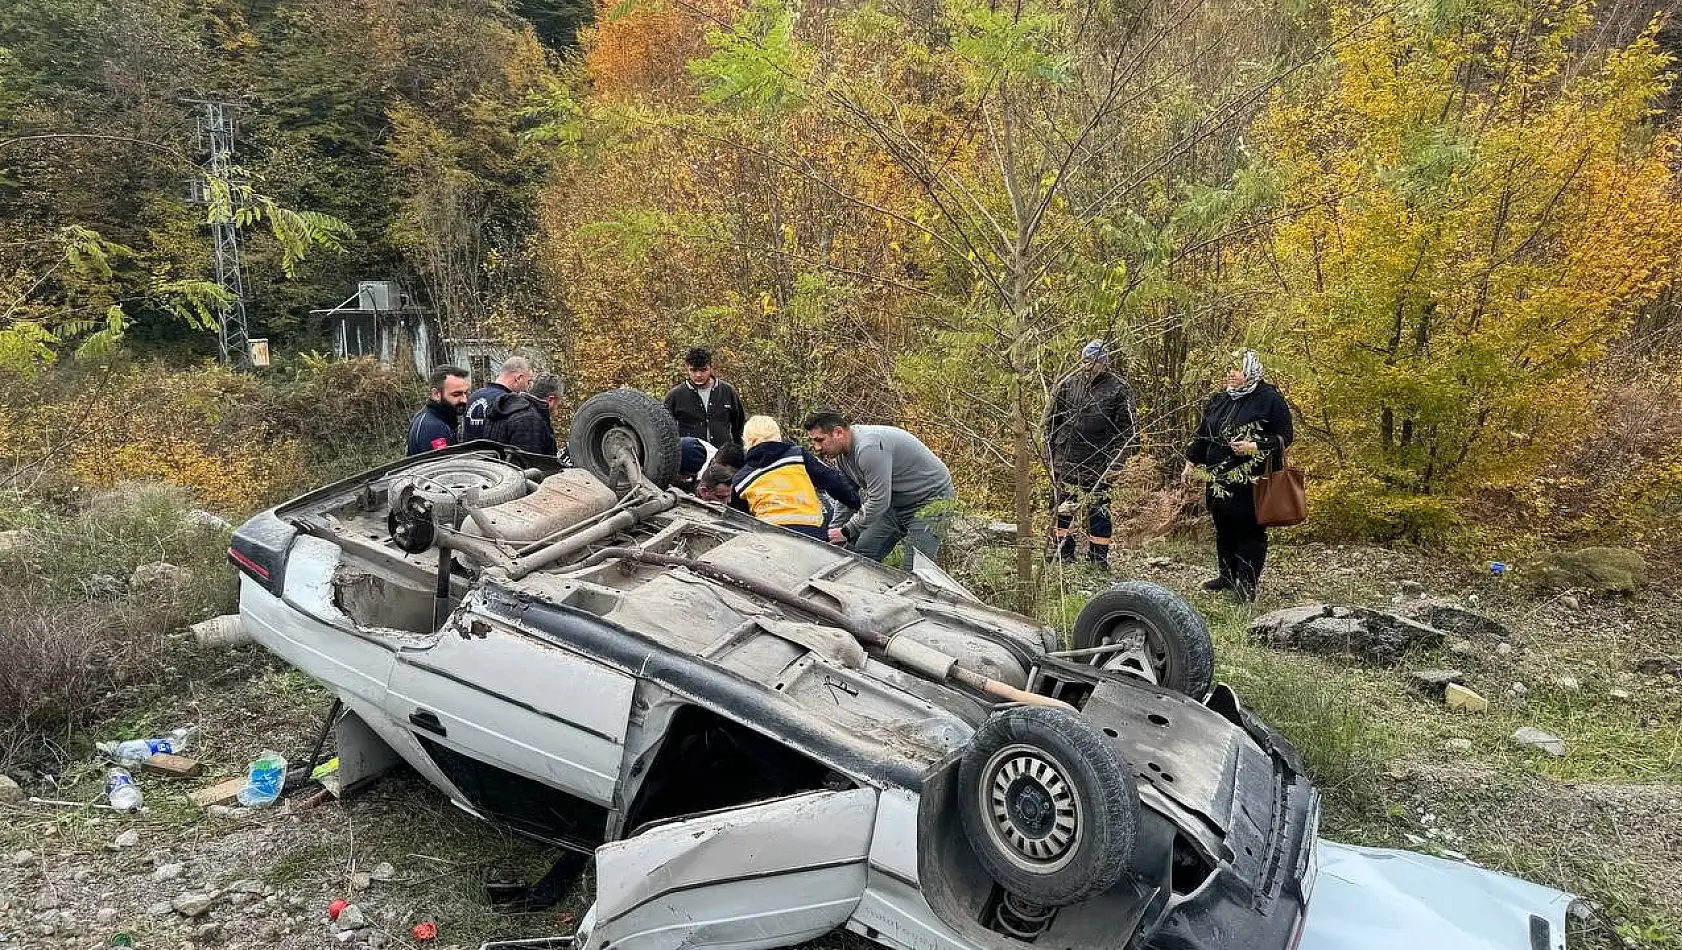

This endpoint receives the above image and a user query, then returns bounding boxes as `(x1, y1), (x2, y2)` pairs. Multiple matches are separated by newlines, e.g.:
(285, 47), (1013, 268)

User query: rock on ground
(1444, 683), (1489, 713)
(1512, 727), (1567, 757)
(130, 560), (194, 591)
(1399, 598), (1514, 643)
(335, 903), (368, 929)
(0, 775), (23, 804)
(1409, 669), (1465, 696)
(1533, 547), (1646, 593)
(173, 891), (218, 917)
(1247, 604), (1445, 663)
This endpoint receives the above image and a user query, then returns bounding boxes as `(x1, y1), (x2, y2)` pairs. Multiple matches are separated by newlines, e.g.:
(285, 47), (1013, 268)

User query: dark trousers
(1052, 482), (1112, 559)
(849, 491), (956, 569)
(1207, 485), (1267, 591)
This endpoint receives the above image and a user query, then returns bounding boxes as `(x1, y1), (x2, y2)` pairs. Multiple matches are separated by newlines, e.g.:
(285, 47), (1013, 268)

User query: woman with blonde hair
(732, 415), (860, 540)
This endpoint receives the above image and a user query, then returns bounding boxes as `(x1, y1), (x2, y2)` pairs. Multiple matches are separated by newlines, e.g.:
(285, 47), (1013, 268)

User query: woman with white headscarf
(1182, 351), (1293, 600)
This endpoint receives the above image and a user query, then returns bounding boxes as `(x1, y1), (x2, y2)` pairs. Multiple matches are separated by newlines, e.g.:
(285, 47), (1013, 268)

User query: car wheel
(958, 705), (1138, 907)
(568, 388), (681, 491)
(1071, 581), (1214, 699)
(405, 457), (531, 507)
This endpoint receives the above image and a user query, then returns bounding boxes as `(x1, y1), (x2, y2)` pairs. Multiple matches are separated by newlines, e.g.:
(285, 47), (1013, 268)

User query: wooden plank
(188, 777), (247, 807)
(142, 753), (203, 778)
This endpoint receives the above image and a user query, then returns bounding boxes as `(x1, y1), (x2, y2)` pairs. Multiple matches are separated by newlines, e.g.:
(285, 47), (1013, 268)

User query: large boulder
(1533, 547), (1645, 594)
(1399, 598), (1513, 643)
(1248, 604), (1444, 664)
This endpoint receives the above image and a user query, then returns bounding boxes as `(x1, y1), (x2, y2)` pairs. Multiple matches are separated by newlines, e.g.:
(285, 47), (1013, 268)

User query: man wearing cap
(672, 437), (720, 495)
(1042, 340), (1138, 565)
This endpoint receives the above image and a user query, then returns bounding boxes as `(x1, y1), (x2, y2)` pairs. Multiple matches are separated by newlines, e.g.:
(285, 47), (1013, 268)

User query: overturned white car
(229, 389), (1571, 950)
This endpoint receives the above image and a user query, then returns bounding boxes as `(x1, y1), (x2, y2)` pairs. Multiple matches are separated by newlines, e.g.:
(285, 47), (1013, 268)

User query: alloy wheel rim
(980, 744), (1082, 872)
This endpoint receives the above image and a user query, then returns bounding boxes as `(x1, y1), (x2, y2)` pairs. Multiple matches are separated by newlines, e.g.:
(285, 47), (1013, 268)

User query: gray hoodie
(838, 425), (955, 536)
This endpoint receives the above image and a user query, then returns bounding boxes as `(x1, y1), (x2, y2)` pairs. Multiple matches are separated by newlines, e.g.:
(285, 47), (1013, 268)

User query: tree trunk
(1012, 376), (1036, 610)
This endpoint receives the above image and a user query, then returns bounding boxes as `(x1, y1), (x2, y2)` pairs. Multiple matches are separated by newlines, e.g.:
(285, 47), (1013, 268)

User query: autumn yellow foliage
(58, 367), (305, 511)
(1, 359), (422, 514)
(1256, 1), (1682, 538)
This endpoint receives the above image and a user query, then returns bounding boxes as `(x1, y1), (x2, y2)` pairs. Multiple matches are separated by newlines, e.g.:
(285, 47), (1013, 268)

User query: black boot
(1046, 536), (1077, 562)
(1201, 576), (1232, 592)
(1087, 542), (1110, 566)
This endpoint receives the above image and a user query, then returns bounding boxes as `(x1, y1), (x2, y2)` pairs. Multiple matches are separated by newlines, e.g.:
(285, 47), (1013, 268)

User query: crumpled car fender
(1298, 841), (1573, 950)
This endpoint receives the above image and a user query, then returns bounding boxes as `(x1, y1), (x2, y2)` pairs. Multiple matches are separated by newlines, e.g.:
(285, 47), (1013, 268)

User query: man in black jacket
(485, 373), (562, 455)
(406, 365), (471, 455)
(1042, 340), (1138, 565)
(464, 355), (534, 442)
(663, 347), (745, 446)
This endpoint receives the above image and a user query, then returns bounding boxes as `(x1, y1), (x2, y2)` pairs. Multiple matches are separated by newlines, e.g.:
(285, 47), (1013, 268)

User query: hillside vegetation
(1, 0), (1680, 945)
(3, 0), (1680, 568)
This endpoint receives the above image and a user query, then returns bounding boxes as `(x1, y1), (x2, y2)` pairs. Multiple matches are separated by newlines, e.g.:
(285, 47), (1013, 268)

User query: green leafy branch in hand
(1194, 420), (1268, 499)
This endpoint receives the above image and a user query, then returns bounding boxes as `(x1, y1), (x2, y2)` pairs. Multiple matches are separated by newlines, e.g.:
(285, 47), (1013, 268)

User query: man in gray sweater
(804, 411), (957, 567)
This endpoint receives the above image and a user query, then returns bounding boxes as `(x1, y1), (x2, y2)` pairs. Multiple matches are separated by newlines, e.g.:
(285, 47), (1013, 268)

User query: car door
(385, 609), (635, 845)
(586, 788), (879, 950)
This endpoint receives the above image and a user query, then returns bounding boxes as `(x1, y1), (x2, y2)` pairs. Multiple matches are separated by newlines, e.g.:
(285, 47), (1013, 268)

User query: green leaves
(151, 277), (232, 331)
(0, 320), (57, 378)
(689, 0), (807, 112)
(204, 174), (355, 278)
(520, 81), (587, 152)
(59, 224), (129, 280)
(950, 0), (1071, 89)
(69, 304), (126, 360)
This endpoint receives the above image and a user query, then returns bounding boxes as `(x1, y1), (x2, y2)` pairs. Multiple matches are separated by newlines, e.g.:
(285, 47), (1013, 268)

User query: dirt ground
(1, 540), (1678, 949)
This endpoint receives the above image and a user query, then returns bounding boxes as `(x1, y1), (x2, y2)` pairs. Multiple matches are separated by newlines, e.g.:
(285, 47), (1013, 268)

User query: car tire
(957, 705), (1138, 907)
(568, 388), (681, 490)
(405, 457), (531, 507)
(1071, 581), (1215, 699)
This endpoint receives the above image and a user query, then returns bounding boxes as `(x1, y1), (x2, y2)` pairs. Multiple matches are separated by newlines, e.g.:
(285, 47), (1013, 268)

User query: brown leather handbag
(1254, 449), (1307, 527)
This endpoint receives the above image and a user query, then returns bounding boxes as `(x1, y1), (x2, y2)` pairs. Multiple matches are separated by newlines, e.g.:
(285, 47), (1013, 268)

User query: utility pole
(185, 98), (251, 370)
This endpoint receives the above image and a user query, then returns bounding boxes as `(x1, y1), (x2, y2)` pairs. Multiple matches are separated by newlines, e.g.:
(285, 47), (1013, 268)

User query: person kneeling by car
(732, 416), (861, 540)
(485, 372), (563, 456)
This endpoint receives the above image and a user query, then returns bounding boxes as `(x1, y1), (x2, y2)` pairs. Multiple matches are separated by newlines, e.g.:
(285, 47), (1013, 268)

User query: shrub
(5, 357), (427, 516)
(35, 362), (307, 512)
(0, 483), (237, 767)
(271, 354), (427, 476)
(1305, 469), (1461, 543)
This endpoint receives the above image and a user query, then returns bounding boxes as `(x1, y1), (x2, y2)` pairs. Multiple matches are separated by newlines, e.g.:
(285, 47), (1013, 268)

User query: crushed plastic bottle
(96, 726), (200, 766)
(105, 768), (142, 811)
(235, 751), (287, 807)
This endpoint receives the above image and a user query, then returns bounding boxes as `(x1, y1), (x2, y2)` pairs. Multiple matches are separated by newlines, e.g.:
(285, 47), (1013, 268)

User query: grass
(4, 495), (1677, 948)
(0, 482), (240, 769)
(1011, 535), (1682, 947)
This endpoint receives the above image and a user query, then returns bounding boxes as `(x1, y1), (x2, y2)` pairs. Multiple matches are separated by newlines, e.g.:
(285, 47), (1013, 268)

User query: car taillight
(228, 514), (293, 594)
(228, 544), (271, 581)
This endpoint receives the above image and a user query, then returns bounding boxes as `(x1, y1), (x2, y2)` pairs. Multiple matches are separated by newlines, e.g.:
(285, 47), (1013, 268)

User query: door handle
(409, 709), (447, 736)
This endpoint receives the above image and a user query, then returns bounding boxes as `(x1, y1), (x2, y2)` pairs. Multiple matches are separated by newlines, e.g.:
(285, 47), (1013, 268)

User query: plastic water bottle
(105, 768), (142, 811)
(97, 726), (199, 766)
(235, 751), (287, 807)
